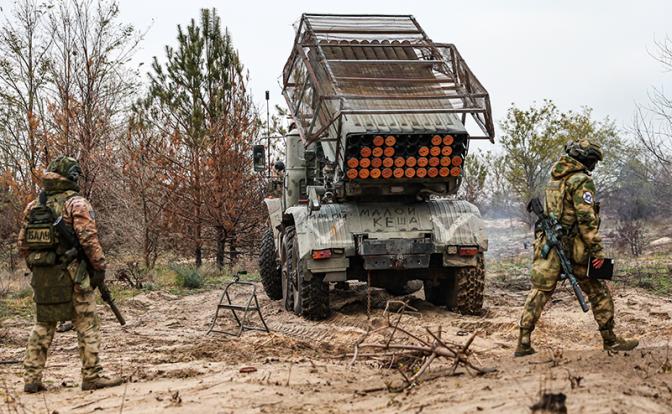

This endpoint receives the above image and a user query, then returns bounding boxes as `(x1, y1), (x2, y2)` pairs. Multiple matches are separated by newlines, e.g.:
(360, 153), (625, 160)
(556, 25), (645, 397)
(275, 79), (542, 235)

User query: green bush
(171, 264), (204, 289)
(141, 282), (158, 292)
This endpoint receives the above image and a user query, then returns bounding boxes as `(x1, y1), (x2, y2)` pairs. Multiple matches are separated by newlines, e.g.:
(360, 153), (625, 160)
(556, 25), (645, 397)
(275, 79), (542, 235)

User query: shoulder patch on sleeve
(582, 191), (594, 205)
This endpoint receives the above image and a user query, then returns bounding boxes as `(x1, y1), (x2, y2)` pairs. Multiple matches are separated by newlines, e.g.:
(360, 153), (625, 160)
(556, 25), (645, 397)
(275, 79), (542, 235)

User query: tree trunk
(194, 149), (203, 267)
(8, 247), (16, 272)
(229, 231), (239, 265)
(141, 189), (152, 269)
(195, 246), (202, 267)
(216, 225), (226, 269)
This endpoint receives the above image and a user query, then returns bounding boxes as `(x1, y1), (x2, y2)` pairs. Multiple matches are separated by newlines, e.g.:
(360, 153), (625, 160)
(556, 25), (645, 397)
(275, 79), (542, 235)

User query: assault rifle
(53, 217), (126, 325)
(527, 198), (589, 313)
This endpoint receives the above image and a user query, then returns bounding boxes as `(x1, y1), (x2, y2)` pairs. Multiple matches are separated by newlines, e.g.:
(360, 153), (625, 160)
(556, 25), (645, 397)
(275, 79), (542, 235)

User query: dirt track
(2, 270), (672, 414)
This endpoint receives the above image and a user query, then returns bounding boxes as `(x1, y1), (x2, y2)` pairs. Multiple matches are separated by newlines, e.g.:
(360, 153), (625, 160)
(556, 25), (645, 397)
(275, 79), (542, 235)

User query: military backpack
(24, 191), (78, 322)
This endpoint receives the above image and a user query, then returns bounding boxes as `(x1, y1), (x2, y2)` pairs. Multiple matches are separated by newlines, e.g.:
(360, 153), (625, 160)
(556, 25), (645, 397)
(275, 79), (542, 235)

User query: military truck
(255, 14), (495, 320)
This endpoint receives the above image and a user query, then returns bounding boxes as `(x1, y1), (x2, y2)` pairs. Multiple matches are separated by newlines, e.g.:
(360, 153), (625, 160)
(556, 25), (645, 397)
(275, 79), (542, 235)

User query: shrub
(141, 282), (158, 292)
(615, 220), (646, 257)
(171, 264), (203, 289)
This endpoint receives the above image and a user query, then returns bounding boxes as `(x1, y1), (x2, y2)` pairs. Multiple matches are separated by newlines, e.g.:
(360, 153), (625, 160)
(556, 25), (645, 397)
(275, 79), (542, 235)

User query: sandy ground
(2, 269), (672, 414)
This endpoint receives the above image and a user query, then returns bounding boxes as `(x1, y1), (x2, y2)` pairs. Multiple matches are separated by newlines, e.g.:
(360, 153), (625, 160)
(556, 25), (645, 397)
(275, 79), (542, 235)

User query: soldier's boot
(23, 383), (47, 393)
(514, 328), (536, 357)
(81, 375), (123, 391)
(600, 329), (639, 351)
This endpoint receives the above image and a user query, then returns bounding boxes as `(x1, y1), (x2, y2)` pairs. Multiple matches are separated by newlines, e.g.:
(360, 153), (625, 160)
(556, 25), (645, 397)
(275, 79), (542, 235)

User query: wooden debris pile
(347, 301), (496, 391)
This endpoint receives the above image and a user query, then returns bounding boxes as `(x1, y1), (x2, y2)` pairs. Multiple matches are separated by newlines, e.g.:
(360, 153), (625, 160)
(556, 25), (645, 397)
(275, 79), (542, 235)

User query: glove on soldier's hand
(90, 270), (105, 288)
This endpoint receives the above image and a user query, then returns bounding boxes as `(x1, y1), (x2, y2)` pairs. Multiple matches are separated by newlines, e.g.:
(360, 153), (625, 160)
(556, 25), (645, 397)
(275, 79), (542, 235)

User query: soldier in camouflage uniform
(17, 156), (122, 392)
(515, 140), (639, 357)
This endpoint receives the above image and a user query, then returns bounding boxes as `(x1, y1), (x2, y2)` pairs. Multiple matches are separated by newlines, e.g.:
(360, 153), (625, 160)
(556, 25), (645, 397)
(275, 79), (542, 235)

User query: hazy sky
(113, 0), (670, 145)
(6, 0), (672, 145)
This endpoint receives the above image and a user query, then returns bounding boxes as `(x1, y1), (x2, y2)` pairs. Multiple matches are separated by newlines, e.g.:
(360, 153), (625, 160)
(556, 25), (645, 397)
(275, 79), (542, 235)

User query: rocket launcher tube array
(345, 134), (464, 181)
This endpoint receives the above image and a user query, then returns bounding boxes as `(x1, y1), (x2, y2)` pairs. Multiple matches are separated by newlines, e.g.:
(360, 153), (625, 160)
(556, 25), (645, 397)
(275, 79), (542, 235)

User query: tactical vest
(24, 190), (78, 322)
(544, 172), (598, 266)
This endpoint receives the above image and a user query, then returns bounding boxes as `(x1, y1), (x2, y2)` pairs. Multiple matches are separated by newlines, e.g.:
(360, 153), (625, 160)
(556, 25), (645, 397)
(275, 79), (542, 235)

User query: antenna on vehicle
(266, 90), (271, 177)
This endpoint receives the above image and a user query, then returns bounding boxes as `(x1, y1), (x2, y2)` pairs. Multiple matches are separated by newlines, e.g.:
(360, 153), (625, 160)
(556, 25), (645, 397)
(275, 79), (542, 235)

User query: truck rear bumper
(287, 199), (487, 280)
(305, 237), (480, 280)
(357, 236), (433, 270)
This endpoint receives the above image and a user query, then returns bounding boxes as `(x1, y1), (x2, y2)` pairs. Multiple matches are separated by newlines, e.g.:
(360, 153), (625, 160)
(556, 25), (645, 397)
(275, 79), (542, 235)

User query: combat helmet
(565, 139), (603, 171)
(47, 156), (82, 182)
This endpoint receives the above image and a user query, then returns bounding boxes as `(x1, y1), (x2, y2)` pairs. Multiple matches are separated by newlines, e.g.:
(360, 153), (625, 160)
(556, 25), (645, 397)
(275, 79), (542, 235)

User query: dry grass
(615, 254), (672, 295)
(0, 269), (33, 320)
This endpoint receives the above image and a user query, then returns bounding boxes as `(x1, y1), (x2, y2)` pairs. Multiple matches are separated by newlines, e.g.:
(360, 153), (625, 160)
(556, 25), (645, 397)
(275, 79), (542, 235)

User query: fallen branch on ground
(347, 300), (496, 391)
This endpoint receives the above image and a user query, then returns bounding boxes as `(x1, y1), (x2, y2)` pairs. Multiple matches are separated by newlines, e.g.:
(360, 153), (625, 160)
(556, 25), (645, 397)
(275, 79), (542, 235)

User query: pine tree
(144, 8), (259, 267)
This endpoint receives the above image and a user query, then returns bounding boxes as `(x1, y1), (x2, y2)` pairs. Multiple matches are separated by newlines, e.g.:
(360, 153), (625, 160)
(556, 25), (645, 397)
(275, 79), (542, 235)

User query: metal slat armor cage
(283, 14), (494, 162)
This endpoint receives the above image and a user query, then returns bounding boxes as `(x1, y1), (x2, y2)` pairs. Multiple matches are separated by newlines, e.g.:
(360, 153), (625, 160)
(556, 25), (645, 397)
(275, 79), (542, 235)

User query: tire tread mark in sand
(268, 315), (369, 344)
(268, 322), (337, 343)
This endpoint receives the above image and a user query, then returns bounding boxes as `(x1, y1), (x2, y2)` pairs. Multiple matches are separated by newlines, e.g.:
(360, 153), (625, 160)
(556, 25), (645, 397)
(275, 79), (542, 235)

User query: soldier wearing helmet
(515, 139), (639, 356)
(17, 156), (122, 392)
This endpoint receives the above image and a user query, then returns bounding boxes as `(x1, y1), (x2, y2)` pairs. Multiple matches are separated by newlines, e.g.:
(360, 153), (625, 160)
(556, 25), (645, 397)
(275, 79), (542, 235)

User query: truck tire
(282, 226), (297, 311)
(284, 226), (330, 320)
(259, 227), (283, 300)
(297, 273), (330, 321)
(423, 279), (448, 306)
(423, 259), (453, 306)
(423, 255), (485, 314)
(453, 254), (485, 315)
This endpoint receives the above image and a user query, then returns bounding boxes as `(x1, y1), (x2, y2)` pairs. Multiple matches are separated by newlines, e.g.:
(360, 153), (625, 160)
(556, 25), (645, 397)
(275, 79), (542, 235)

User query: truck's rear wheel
(297, 273), (330, 320)
(282, 226), (297, 311)
(423, 278), (449, 306)
(282, 226), (330, 320)
(423, 254), (485, 315)
(453, 255), (485, 315)
(259, 227), (282, 300)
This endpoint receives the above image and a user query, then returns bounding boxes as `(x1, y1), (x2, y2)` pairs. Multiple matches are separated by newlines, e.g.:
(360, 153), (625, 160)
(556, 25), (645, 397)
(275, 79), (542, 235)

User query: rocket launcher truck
(255, 14), (495, 320)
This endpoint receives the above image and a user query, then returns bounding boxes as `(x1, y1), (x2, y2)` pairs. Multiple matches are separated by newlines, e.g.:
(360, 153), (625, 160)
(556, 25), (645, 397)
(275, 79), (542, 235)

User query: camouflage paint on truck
(265, 197), (487, 280)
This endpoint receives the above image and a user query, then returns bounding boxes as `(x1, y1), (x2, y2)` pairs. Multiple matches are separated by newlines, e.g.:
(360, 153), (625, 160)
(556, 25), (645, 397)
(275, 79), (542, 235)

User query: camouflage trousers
(520, 280), (615, 331)
(24, 286), (103, 384)
(519, 252), (615, 331)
